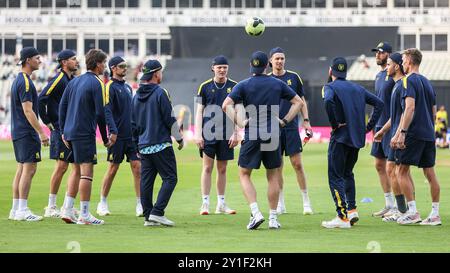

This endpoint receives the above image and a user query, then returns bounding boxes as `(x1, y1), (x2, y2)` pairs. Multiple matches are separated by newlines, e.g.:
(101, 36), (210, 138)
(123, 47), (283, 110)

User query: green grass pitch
(0, 140), (448, 253)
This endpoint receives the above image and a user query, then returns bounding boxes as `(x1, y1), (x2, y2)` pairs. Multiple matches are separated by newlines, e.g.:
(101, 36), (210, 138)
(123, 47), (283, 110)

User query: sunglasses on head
(117, 64), (128, 69)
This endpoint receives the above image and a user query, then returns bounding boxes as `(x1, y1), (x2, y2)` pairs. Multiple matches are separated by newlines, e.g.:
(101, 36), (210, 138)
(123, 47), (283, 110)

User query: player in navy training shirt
(393, 48), (441, 226)
(268, 47), (313, 216)
(222, 51), (303, 230)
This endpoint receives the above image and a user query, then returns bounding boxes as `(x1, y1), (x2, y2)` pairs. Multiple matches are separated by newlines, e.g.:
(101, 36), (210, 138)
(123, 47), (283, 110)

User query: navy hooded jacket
(131, 83), (182, 150)
(323, 78), (383, 149)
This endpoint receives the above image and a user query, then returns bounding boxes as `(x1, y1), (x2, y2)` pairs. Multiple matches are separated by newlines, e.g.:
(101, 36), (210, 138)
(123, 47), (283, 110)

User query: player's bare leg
(215, 160), (235, 214)
(421, 167), (441, 225)
(97, 163), (120, 216)
(9, 164), (23, 220)
(373, 157), (394, 217)
(45, 160), (68, 217)
(130, 160), (143, 216)
(290, 153), (312, 215)
(199, 154), (214, 215)
(14, 163), (42, 221)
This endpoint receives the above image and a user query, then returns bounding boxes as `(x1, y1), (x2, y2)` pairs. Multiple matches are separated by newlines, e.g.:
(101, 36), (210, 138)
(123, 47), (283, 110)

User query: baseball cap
(269, 47), (284, 67)
(330, 57), (347, 79)
(17, 47), (40, 65)
(108, 56), (126, 71)
(212, 55), (228, 66)
(140, 59), (163, 81)
(371, 42), (392, 53)
(56, 49), (76, 69)
(389, 52), (405, 74)
(250, 51), (268, 74)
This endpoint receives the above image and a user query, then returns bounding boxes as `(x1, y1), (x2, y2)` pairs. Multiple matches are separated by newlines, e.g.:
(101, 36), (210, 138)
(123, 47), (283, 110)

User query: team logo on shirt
(227, 87), (232, 93)
(287, 79), (292, 86)
(211, 89), (215, 93)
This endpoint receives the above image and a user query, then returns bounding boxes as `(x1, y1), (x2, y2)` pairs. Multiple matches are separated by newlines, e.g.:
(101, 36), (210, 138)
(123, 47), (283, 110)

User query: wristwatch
(303, 118), (310, 122)
(400, 129), (407, 134)
(282, 118), (288, 125)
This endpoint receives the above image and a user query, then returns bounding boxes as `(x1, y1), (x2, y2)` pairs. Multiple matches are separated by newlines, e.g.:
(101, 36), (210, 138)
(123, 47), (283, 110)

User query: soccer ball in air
(245, 17), (265, 36)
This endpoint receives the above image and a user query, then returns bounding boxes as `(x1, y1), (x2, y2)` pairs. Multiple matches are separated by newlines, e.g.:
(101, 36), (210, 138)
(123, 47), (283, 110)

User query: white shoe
(136, 203), (144, 217)
(372, 207), (392, 217)
(200, 203), (209, 215)
(397, 212), (422, 225)
(144, 220), (161, 226)
(303, 204), (313, 215)
(61, 208), (78, 224)
(321, 216), (351, 229)
(381, 208), (398, 219)
(276, 205), (286, 215)
(215, 203), (236, 214)
(247, 212), (265, 230)
(148, 214), (175, 226)
(77, 214), (105, 225)
(420, 214), (441, 226)
(382, 212), (402, 222)
(8, 209), (16, 220)
(14, 208), (43, 222)
(44, 206), (61, 218)
(268, 218), (281, 229)
(348, 209), (359, 226)
(96, 202), (111, 216)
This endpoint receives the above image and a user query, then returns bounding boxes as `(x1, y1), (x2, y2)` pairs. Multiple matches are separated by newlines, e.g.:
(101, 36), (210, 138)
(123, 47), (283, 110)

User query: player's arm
(364, 89), (384, 133)
(194, 87), (205, 149)
(130, 97), (140, 151)
(374, 118), (391, 142)
(223, 84), (247, 128)
(160, 89), (183, 149)
(38, 84), (53, 130)
(322, 86), (339, 130)
(23, 101), (49, 146)
(92, 79), (111, 146)
(396, 80), (416, 149)
(281, 95), (303, 127)
(295, 75), (312, 133)
(105, 84), (118, 143)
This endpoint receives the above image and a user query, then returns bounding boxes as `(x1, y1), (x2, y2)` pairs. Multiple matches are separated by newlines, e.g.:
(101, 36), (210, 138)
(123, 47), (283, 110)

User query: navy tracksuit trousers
(140, 147), (178, 219)
(328, 136), (359, 220)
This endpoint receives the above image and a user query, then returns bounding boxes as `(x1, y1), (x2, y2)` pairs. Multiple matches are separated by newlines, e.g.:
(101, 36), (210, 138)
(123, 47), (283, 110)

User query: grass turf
(0, 140), (448, 253)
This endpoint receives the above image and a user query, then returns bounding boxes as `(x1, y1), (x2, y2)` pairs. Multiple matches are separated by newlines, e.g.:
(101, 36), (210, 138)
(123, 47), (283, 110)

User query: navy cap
(389, 52), (405, 74)
(330, 57), (347, 79)
(269, 47), (284, 67)
(250, 51), (268, 74)
(371, 42), (392, 53)
(17, 47), (39, 65)
(212, 55), (228, 66)
(56, 49), (76, 68)
(141, 59), (163, 81)
(108, 56), (126, 71)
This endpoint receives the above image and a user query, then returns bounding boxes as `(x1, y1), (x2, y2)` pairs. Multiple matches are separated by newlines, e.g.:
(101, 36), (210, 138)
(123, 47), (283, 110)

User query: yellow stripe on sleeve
(402, 76), (408, 89)
(287, 70), (304, 85)
(197, 79), (212, 96)
(94, 76), (106, 106)
(45, 72), (64, 95)
(105, 80), (113, 105)
(22, 73), (30, 92)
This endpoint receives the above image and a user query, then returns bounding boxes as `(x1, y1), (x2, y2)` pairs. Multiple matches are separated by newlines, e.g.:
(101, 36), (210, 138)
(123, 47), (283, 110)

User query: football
(245, 17), (265, 36)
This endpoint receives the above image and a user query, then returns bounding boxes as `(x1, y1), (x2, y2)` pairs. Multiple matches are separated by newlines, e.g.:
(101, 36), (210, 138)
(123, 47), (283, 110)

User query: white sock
(136, 197), (141, 205)
(250, 202), (260, 216)
(407, 201), (417, 214)
(217, 195), (225, 205)
(100, 196), (107, 204)
(18, 199), (28, 211)
(431, 202), (439, 216)
(12, 199), (19, 211)
(278, 190), (285, 207)
(64, 194), (75, 209)
(269, 209), (278, 220)
(48, 194), (57, 207)
(202, 195), (210, 205)
(80, 201), (90, 218)
(301, 189), (310, 205)
(384, 192), (395, 208)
